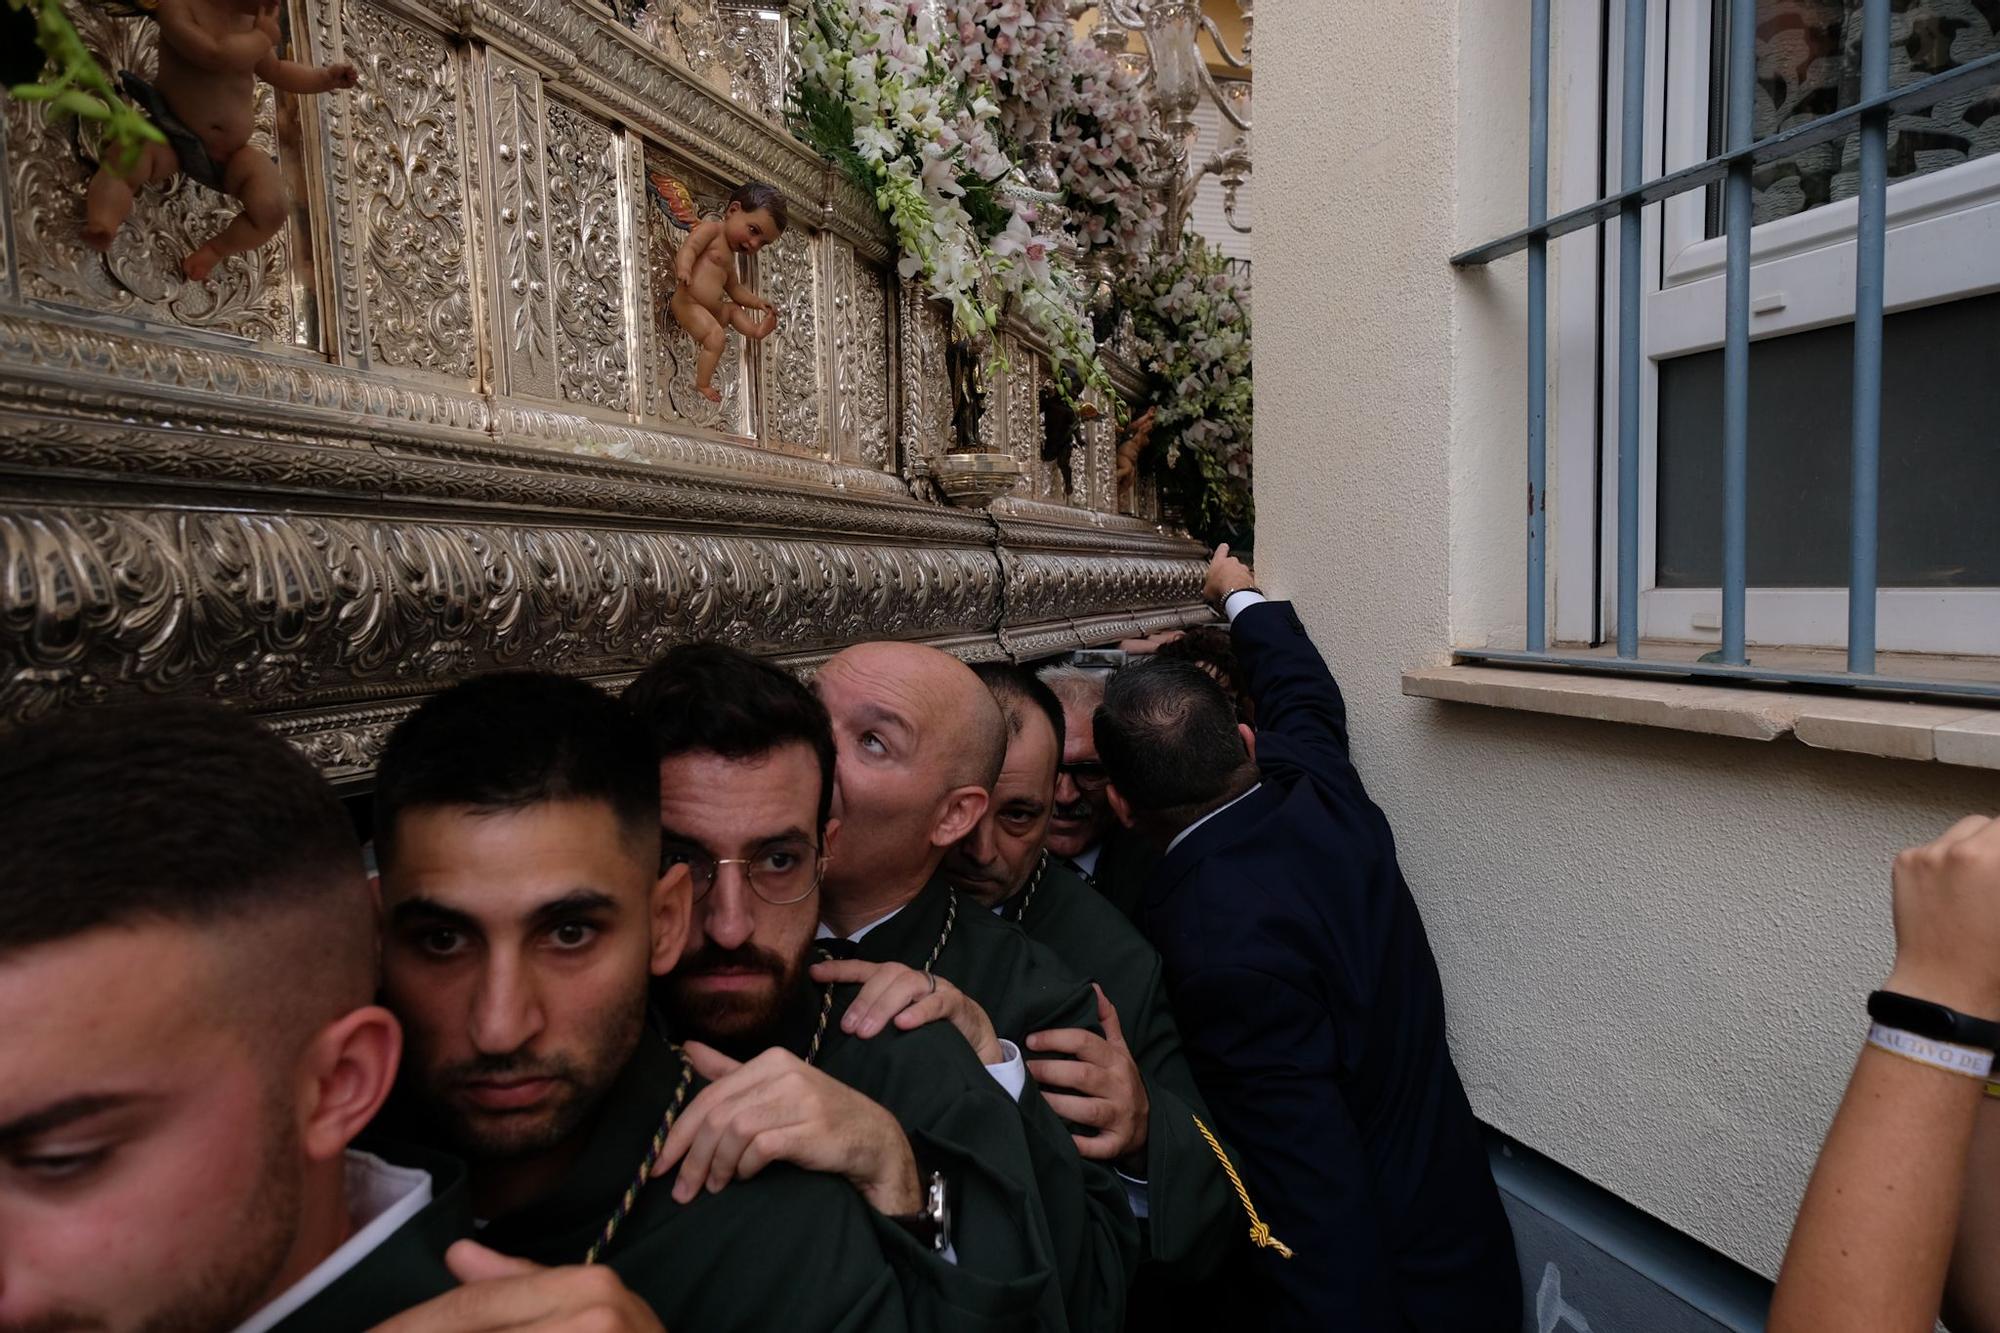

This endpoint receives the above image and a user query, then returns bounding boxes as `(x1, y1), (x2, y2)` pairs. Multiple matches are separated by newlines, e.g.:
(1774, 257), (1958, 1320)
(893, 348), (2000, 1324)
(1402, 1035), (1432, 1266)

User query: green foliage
(4, 0), (166, 174)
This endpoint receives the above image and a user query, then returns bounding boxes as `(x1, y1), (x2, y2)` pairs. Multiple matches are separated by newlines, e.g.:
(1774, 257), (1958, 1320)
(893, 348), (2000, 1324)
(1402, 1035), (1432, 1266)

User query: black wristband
(1867, 989), (2000, 1053)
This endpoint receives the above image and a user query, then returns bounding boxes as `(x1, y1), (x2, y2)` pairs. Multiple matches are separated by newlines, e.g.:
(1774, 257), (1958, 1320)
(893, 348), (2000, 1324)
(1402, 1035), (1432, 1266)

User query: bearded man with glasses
(626, 643), (1068, 1330)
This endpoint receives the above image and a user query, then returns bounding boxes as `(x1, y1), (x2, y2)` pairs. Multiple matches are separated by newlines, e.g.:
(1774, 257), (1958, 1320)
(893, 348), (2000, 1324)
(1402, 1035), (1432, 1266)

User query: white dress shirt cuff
(1221, 588), (1268, 622)
(985, 1039), (1027, 1102)
(1117, 1171), (1151, 1219)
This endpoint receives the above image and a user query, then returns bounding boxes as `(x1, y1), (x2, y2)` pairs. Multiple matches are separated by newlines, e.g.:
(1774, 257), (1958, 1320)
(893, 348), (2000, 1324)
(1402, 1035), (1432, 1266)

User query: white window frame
(1549, 0), (2000, 655)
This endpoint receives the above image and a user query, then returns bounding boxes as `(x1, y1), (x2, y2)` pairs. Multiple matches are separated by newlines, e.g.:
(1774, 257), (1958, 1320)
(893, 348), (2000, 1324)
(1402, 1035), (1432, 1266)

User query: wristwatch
(889, 1170), (952, 1254)
(1868, 989), (2000, 1052)
(1214, 584), (1263, 612)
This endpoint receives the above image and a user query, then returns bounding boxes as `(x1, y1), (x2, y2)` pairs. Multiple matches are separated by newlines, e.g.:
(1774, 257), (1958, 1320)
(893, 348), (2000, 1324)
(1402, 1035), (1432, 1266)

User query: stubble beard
(428, 986), (648, 1163)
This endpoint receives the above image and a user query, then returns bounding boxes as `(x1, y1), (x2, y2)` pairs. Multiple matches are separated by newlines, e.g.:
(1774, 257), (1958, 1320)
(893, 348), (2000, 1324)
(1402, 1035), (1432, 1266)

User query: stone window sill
(1401, 664), (2000, 770)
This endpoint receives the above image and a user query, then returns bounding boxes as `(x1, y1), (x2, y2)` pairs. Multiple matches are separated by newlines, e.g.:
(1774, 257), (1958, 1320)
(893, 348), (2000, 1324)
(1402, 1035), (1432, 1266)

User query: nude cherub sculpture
(82, 0), (357, 281)
(671, 181), (785, 403)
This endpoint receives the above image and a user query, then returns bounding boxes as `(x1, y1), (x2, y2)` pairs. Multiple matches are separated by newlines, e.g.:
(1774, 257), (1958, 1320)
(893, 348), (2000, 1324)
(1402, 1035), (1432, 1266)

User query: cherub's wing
(645, 169), (700, 230)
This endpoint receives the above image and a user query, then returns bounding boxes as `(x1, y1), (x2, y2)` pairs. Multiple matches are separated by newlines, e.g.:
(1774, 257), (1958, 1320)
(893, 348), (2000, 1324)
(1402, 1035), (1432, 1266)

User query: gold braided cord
(585, 1044), (694, 1265)
(1192, 1114), (1294, 1259)
(804, 975), (835, 1066)
(1007, 851), (1049, 925)
(924, 887), (957, 979)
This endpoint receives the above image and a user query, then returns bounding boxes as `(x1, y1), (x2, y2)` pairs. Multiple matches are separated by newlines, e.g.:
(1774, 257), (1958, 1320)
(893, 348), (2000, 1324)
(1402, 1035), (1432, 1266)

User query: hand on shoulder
(367, 1242), (664, 1332)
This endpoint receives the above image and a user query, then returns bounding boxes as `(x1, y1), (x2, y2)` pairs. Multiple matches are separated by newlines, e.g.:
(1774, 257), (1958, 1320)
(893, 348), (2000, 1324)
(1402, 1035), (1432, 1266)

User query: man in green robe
(808, 641), (1142, 1332)
(950, 664), (1248, 1323)
(0, 699), (636, 1333)
(622, 642), (1066, 1331)
(368, 671), (949, 1331)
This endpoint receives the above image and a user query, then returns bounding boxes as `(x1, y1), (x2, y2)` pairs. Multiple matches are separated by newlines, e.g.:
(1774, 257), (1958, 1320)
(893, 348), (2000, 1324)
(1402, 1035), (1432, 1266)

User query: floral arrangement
(792, 0), (1113, 402)
(1123, 235), (1252, 545)
(948, 0), (1163, 257)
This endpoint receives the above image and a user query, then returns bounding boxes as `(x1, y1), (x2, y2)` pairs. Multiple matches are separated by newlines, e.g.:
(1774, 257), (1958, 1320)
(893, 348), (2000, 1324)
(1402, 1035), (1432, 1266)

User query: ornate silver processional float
(0, 0), (1250, 782)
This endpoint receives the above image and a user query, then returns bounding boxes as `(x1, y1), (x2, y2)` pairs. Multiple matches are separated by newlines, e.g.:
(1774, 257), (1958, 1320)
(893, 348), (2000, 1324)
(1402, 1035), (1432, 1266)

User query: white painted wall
(1255, 0), (2000, 1280)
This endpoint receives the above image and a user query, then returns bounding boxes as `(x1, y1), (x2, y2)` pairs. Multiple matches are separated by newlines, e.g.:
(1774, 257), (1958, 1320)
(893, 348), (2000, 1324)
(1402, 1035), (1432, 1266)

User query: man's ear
(1105, 783), (1138, 830)
(930, 786), (991, 849)
(1239, 723), (1257, 764)
(650, 863), (693, 979)
(820, 815), (842, 863)
(297, 1005), (402, 1164)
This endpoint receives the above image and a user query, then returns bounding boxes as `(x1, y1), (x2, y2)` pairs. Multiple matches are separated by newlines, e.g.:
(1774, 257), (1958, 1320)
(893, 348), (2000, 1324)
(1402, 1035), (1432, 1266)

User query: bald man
(810, 641), (1140, 1332)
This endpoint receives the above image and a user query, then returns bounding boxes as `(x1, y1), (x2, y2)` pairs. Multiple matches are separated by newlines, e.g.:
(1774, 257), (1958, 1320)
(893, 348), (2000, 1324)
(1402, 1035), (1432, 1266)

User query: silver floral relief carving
(828, 243), (855, 459)
(0, 504), (1007, 726)
(644, 158), (748, 433)
(853, 263), (892, 469)
(1003, 338), (1054, 499)
(1082, 414), (1116, 515)
(1000, 550), (1203, 628)
(545, 101), (629, 411)
(346, 4), (476, 379)
(760, 228), (823, 453)
(719, 9), (784, 120)
(484, 54), (556, 398)
(896, 282), (950, 483)
(4, 3), (297, 340)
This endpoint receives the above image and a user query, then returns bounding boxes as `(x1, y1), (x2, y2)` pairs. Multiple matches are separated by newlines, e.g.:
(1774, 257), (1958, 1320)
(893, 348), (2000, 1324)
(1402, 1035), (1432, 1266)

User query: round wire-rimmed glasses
(663, 843), (826, 906)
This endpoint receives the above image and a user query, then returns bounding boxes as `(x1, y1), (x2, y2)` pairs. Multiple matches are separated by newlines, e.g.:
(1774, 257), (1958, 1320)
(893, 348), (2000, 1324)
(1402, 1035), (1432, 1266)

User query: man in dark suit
(1094, 546), (1521, 1332)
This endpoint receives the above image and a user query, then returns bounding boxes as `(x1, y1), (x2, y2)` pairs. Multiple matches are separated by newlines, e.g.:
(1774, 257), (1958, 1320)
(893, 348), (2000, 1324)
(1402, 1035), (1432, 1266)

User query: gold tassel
(1192, 1114), (1293, 1259)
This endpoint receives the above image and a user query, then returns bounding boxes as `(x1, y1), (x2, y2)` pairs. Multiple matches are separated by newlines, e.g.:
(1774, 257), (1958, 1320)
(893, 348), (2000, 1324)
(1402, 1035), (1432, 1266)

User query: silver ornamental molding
(0, 0), (1202, 782)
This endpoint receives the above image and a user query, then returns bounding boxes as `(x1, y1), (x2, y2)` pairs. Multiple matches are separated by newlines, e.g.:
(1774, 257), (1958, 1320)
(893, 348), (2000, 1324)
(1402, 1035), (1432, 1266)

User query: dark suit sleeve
(1169, 962), (1403, 1331)
(1230, 599), (1363, 795)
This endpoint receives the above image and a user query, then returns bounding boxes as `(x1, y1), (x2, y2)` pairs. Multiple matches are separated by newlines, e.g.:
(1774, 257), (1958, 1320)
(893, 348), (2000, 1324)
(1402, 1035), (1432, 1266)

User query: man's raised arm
(1203, 546), (1360, 794)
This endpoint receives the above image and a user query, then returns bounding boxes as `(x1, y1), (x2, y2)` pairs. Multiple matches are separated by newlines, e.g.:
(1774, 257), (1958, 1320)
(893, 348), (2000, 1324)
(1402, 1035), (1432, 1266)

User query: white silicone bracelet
(1867, 1022), (1995, 1079)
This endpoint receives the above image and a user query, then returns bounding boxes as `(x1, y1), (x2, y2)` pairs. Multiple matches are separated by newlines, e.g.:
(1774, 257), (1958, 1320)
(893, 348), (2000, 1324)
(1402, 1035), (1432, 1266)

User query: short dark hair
(974, 662), (1066, 757)
(0, 700), (362, 955)
(729, 181), (788, 233)
(1095, 659), (1254, 829)
(373, 672), (660, 872)
(1154, 626), (1253, 722)
(623, 643), (835, 831)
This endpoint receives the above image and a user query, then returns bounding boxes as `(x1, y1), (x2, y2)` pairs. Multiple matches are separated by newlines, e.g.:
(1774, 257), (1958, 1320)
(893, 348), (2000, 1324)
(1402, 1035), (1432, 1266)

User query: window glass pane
(1706, 0), (2000, 231)
(1655, 291), (2000, 588)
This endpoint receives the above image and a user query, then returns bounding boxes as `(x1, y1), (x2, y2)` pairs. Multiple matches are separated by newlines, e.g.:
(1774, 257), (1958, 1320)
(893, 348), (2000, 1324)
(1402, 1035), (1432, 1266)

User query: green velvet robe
(849, 877), (1142, 1333)
(1006, 855), (1244, 1307)
(449, 1034), (923, 1332)
(806, 989), (1070, 1331)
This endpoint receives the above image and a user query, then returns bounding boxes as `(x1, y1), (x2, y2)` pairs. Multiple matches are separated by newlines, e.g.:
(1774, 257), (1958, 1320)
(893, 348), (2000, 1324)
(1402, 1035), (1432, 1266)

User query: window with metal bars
(1451, 0), (2000, 702)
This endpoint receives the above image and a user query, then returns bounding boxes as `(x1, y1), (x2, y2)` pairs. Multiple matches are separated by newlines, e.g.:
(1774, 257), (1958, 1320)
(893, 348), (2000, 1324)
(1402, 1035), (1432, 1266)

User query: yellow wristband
(1986, 1080), (2000, 1099)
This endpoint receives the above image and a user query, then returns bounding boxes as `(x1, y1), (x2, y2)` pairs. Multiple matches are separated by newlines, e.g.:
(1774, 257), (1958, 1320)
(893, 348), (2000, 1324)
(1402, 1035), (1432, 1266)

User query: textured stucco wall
(1255, 0), (2000, 1279)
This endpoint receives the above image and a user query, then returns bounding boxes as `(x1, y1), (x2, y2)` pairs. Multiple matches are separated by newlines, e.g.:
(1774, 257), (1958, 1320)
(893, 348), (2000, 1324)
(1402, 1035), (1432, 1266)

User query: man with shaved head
(0, 701), (459, 1331)
(811, 640), (1140, 1331)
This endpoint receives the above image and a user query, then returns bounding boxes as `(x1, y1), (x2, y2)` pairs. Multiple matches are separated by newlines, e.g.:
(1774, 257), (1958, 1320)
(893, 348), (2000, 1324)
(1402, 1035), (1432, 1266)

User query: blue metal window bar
(1450, 0), (2000, 703)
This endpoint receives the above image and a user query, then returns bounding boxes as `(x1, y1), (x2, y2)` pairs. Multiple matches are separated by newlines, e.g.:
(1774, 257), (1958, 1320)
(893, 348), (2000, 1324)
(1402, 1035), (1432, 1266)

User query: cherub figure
(670, 180), (785, 403)
(81, 0), (357, 281)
